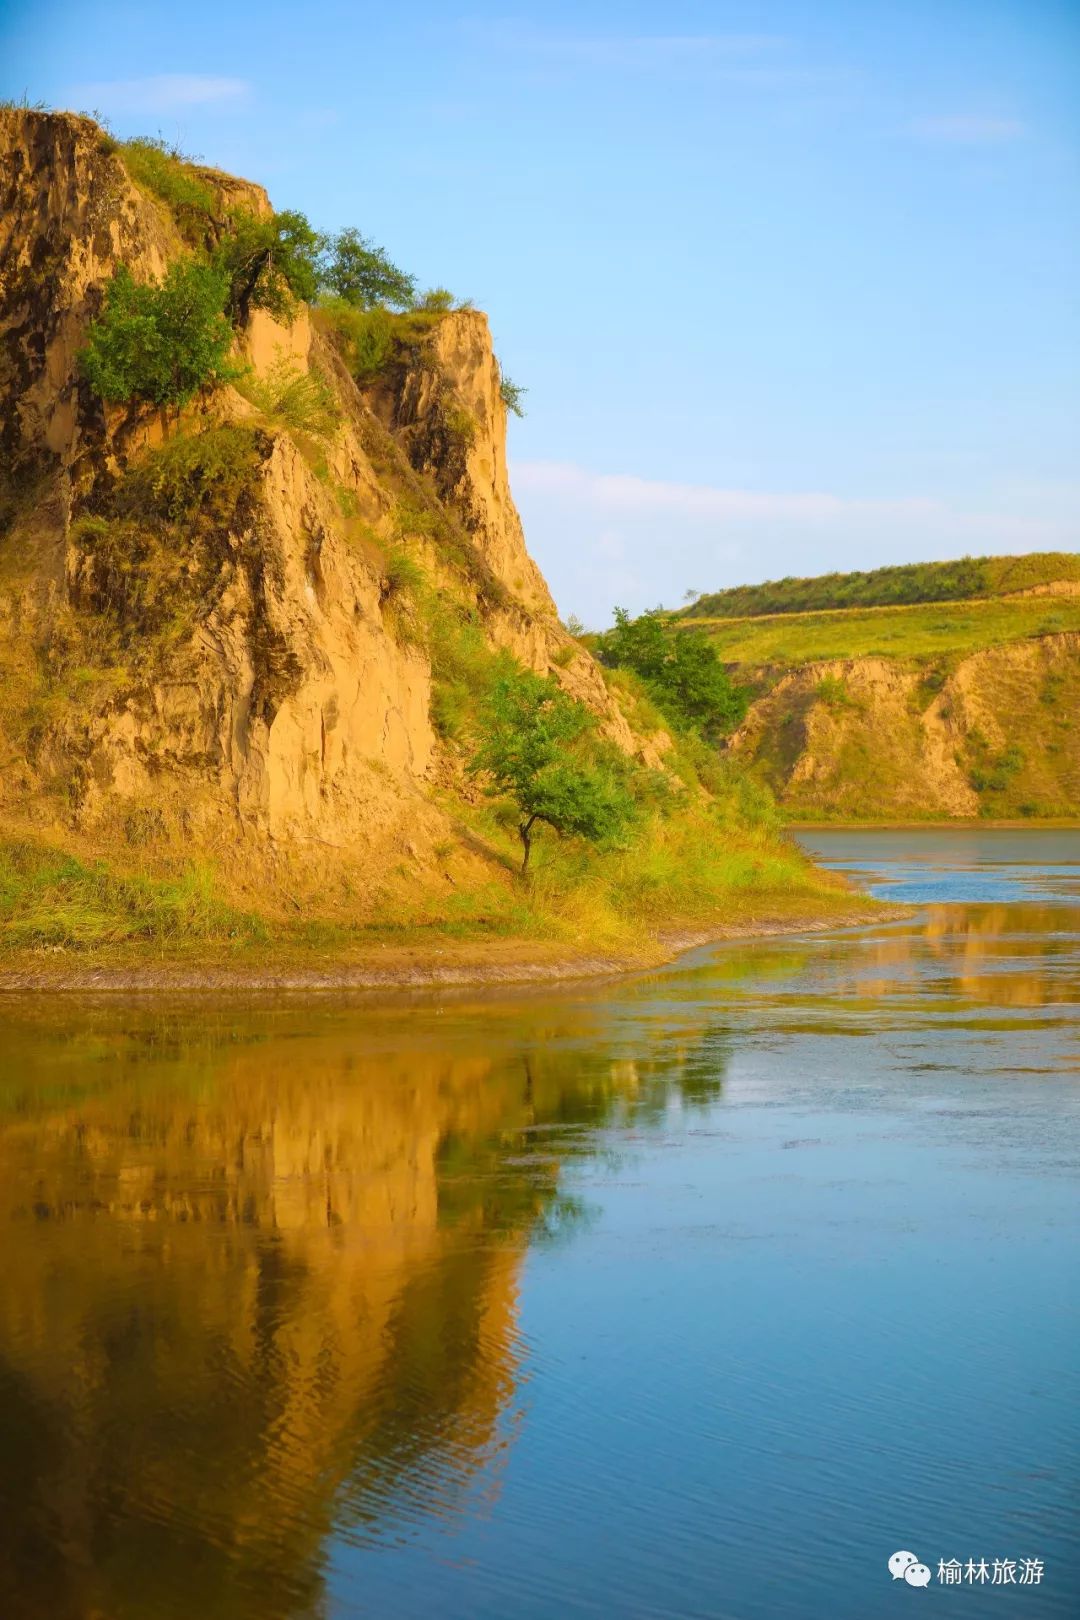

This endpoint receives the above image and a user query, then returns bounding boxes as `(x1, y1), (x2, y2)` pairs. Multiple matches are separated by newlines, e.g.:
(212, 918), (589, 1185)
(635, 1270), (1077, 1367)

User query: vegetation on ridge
(689, 592), (1080, 668)
(684, 552), (1080, 620)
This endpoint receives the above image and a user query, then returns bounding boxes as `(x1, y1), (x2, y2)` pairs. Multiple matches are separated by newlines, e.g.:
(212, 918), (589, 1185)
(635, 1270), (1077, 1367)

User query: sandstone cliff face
(0, 109), (645, 906)
(729, 632), (1080, 819)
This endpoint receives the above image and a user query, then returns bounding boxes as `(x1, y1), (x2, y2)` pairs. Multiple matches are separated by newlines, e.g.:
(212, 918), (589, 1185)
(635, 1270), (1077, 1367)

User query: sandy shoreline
(0, 903), (899, 997)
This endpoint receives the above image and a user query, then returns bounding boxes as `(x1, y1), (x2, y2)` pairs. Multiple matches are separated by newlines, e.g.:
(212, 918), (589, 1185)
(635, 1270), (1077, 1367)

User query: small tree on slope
(467, 669), (634, 873)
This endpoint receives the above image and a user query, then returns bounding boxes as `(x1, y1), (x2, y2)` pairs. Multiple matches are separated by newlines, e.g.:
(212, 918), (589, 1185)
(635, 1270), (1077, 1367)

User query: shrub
(80, 262), (238, 408)
(381, 548), (425, 601)
(238, 354), (340, 438)
(597, 608), (747, 740)
(499, 374), (527, 417)
(415, 287), (456, 313)
(322, 228), (416, 310)
(318, 299), (395, 379)
(70, 427), (264, 637)
(814, 674), (856, 711)
(444, 404), (476, 449)
(429, 606), (495, 740)
(115, 425), (263, 523)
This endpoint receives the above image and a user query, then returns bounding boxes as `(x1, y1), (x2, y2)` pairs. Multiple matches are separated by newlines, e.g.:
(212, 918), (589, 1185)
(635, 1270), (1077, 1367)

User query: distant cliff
(726, 634), (1079, 820)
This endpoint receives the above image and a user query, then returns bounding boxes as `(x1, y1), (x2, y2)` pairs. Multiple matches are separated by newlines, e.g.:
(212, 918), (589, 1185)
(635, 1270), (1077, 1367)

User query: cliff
(0, 114), (627, 902)
(0, 108), (846, 959)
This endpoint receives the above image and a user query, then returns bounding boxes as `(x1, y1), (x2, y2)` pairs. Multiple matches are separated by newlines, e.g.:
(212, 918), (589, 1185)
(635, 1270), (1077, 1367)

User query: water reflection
(0, 1005), (728, 1619)
(0, 828), (1077, 1618)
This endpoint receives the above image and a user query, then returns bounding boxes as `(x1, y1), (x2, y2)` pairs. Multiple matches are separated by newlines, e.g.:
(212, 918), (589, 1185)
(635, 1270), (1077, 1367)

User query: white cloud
(511, 460), (1079, 625)
(470, 21), (788, 67)
(908, 115), (1025, 145)
(515, 460), (946, 527)
(69, 75), (251, 114)
(456, 20), (831, 87)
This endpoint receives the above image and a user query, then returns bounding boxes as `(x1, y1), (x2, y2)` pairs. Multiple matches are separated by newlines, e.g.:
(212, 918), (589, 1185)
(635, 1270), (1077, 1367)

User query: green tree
(80, 261), (237, 408)
(468, 669), (634, 873)
(217, 210), (325, 325)
(599, 607), (747, 739)
(321, 228), (416, 310)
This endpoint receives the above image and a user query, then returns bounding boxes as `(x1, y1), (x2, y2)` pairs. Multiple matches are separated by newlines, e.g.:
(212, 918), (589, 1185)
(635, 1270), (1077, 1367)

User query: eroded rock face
(0, 109), (176, 479)
(0, 109), (650, 898)
(729, 634), (1080, 819)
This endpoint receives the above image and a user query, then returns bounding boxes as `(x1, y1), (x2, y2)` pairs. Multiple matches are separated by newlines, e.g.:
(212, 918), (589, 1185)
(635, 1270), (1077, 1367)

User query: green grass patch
(71, 425), (265, 641)
(0, 841), (265, 950)
(691, 593), (1080, 668)
(315, 299), (450, 383)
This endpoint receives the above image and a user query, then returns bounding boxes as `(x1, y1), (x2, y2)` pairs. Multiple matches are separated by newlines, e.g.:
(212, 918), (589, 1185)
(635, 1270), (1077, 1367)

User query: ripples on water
(0, 830), (1076, 1618)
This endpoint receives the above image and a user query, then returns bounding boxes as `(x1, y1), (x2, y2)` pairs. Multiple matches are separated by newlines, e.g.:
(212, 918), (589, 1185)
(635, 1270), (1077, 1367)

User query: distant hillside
(684, 552), (1080, 621)
(667, 557), (1080, 821)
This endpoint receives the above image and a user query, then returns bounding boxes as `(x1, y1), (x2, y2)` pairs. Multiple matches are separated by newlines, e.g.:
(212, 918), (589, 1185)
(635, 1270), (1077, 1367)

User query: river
(0, 828), (1076, 1618)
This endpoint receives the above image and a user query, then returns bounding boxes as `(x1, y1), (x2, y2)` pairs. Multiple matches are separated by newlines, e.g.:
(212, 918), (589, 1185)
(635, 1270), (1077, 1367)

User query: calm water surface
(0, 828), (1077, 1619)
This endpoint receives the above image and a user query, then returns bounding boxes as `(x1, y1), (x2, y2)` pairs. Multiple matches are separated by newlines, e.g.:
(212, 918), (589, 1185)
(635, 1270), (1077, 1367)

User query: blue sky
(3, 0), (1078, 623)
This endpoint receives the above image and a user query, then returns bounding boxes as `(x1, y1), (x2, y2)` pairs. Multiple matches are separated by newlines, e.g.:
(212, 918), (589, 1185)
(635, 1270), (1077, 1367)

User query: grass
(0, 841), (264, 950)
(689, 593), (1080, 668)
(235, 356), (340, 439)
(70, 426), (265, 640)
(496, 809), (846, 949)
(114, 424), (263, 523)
(685, 551), (1080, 620)
(314, 299), (452, 383)
(0, 811), (869, 973)
(116, 136), (217, 241)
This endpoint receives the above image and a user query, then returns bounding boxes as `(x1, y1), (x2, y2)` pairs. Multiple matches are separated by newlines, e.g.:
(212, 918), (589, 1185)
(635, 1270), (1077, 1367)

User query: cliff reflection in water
(0, 1001), (729, 1620)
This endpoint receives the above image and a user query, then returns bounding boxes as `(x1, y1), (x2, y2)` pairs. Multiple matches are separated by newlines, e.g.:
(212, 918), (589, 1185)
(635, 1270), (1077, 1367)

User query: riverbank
(790, 817), (1080, 830)
(0, 892), (895, 994)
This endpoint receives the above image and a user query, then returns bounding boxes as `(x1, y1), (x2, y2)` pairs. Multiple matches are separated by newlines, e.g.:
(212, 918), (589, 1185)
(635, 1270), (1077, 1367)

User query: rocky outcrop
(729, 633), (1080, 819)
(0, 108), (659, 908)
